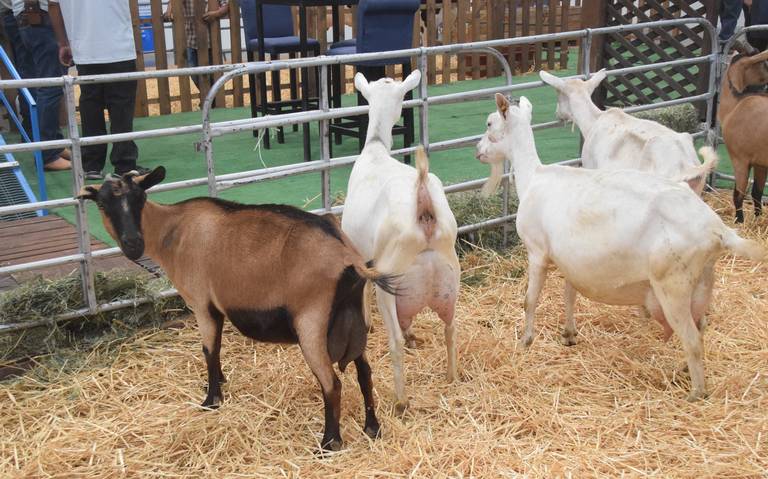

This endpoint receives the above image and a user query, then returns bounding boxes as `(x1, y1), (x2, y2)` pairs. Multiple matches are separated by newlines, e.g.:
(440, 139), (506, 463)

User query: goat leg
(354, 355), (381, 439)
(751, 166), (767, 217)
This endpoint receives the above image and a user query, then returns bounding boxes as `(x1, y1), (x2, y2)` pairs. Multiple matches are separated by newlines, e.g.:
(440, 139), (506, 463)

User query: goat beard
(481, 162), (503, 198)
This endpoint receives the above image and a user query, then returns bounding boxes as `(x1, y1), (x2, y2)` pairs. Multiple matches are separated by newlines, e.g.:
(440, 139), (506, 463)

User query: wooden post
(470, 0), (480, 79)
(207, 0), (226, 107)
(442, 0), (454, 83)
(228, 0), (244, 107)
(559, 0), (570, 70)
(547, 0), (556, 70)
(507, 0), (516, 74)
(521, 0), (530, 74)
(129, 0), (149, 117)
(534, 0), (542, 71)
(426, 0), (437, 84)
(170, 0), (192, 112)
(150, 0), (171, 114)
(580, 0), (606, 108)
(457, 0), (467, 80)
(193, 0), (211, 104)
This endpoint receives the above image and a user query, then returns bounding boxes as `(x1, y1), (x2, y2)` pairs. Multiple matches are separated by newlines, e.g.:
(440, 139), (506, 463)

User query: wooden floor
(0, 215), (148, 292)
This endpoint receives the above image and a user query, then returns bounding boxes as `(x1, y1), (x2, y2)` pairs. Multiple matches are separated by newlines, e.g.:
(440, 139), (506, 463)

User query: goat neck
(364, 102), (396, 152)
(568, 91), (602, 137)
(139, 200), (180, 262)
(506, 121), (542, 199)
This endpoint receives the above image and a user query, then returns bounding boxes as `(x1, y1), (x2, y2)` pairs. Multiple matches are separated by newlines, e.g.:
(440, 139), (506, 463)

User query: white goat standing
(539, 69), (714, 194)
(342, 70), (460, 412)
(477, 94), (765, 401)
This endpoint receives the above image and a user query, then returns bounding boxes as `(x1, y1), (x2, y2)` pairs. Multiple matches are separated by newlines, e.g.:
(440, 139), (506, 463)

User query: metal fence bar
(0, 18), (720, 333)
(64, 77), (98, 314)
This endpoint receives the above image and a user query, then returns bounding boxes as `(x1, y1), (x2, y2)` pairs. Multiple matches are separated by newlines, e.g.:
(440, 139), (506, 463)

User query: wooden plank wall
(128, 0), (582, 117)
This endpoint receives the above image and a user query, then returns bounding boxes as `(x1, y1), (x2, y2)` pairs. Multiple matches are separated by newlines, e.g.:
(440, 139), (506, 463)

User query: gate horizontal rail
(0, 18), (719, 333)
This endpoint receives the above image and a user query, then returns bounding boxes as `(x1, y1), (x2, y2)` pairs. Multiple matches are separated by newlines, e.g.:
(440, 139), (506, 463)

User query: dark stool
(240, 0), (321, 147)
(325, 0), (420, 163)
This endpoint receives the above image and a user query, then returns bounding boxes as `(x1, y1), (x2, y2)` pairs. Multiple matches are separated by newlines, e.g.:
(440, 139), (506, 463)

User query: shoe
(115, 165), (151, 176)
(84, 170), (104, 180)
(59, 148), (72, 161)
(43, 157), (72, 171)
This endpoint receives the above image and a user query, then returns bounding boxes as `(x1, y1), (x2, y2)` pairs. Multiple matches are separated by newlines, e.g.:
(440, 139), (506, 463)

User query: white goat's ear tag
(495, 93), (509, 119)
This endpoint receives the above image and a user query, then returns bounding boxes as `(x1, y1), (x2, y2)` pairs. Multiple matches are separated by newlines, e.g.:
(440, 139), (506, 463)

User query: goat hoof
(519, 336), (534, 348)
(200, 395), (221, 410)
(561, 333), (577, 347)
(404, 335), (420, 349)
(364, 421), (381, 439)
(735, 214), (745, 224)
(320, 438), (343, 452)
(686, 390), (708, 402)
(394, 400), (409, 416)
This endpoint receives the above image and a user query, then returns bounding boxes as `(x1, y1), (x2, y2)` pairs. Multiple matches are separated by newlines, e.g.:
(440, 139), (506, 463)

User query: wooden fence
(129, 0), (583, 117)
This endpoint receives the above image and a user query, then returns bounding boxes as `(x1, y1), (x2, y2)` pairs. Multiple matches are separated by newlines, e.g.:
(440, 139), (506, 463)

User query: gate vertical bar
(320, 64), (331, 211)
(64, 76), (97, 313)
(704, 24), (719, 187)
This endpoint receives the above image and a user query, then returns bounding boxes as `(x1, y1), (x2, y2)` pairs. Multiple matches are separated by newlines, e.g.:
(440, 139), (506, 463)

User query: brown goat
(718, 43), (768, 222)
(77, 167), (396, 452)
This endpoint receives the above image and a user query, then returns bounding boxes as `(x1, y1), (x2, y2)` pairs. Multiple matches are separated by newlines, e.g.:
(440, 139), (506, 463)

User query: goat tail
(354, 260), (399, 296)
(414, 145), (438, 239)
(722, 228), (767, 262)
(415, 145), (430, 183)
(680, 146), (719, 195)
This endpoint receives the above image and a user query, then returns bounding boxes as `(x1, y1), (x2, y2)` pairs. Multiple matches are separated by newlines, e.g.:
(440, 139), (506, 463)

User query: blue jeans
(2, 12), (35, 132)
(186, 47), (215, 92)
(17, 15), (65, 164)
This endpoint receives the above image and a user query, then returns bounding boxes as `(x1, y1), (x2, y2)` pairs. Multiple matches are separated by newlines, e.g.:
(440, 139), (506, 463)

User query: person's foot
(59, 148), (72, 161)
(84, 170), (104, 180)
(115, 165), (151, 177)
(43, 157), (72, 171)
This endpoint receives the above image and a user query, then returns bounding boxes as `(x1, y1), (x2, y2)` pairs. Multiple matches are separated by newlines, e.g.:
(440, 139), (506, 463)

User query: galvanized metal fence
(0, 18), (720, 334)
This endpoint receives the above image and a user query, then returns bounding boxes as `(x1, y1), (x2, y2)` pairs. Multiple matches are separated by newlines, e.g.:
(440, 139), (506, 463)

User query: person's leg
(76, 63), (108, 174)
(103, 60), (139, 174)
(719, 0), (742, 43)
(186, 47), (201, 90)
(3, 13), (35, 132)
(17, 19), (65, 164)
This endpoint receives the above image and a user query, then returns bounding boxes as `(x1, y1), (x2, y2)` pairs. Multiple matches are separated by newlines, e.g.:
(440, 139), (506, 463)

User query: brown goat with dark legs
(77, 167), (395, 452)
(718, 41), (768, 223)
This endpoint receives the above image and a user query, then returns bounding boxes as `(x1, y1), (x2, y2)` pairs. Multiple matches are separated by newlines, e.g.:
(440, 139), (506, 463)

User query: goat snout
(120, 236), (145, 259)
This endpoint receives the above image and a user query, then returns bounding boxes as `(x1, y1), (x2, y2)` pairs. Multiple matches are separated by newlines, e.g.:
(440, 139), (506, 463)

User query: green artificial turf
(14, 68), (581, 246)
(13, 59), (736, 247)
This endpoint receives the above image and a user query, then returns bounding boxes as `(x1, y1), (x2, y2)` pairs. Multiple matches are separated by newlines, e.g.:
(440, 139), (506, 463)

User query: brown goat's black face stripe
(176, 198), (343, 242)
(226, 307), (298, 343)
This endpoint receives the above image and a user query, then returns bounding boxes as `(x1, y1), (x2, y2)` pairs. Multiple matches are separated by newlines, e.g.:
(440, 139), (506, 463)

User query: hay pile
(0, 271), (186, 361)
(1, 191), (767, 477)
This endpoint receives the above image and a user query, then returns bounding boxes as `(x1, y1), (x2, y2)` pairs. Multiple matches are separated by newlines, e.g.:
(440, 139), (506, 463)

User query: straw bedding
(1, 191), (767, 477)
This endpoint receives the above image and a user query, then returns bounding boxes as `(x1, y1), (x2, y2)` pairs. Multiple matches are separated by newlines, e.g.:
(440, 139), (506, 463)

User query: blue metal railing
(0, 43), (46, 211)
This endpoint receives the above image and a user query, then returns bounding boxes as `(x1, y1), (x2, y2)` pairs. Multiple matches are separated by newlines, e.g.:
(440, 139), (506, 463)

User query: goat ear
(354, 72), (371, 100)
(519, 96), (533, 122)
(495, 93), (509, 119)
(586, 69), (607, 92)
(76, 184), (101, 201)
(539, 70), (565, 89)
(744, 49), (768, 65)
(133, 166), (166, 191)
(400, 69), (421, 94)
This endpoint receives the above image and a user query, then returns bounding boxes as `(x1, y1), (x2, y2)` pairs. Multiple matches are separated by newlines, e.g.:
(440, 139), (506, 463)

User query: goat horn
(732, 38), (758, 56)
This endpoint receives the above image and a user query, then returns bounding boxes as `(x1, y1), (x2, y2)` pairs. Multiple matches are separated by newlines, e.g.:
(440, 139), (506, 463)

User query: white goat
(477, 94), (765, 401)
(342, 70), (460, 412)
(539, 69), (714, 194)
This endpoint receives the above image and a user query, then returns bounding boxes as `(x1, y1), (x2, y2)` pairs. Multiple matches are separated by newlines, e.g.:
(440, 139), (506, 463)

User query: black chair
(240, 0), (321, 146)
(326, 0), (420, 162)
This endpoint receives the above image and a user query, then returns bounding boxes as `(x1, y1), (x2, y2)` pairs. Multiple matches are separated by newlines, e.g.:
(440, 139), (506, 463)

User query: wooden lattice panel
(601, 0), (716, 108)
